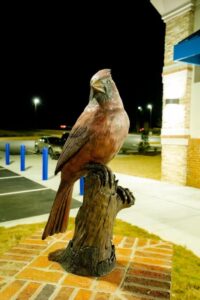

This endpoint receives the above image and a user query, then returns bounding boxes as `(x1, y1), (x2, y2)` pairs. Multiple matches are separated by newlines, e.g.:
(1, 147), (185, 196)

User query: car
(34, 136), (63, 159)
(119, 134), (142, 154)
(119, 133), (161, 154)
(148, 134), (161, 152)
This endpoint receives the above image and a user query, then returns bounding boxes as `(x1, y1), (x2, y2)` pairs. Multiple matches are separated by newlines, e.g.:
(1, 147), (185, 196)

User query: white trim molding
(161, 128), (190, 136)
(150, 0), (194, 21)
(162, 138), (189, 145)
(163, 2), (194, 21)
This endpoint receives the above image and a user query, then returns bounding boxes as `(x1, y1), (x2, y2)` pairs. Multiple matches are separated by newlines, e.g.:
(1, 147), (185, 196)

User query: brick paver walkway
(0, 230), (173, 299)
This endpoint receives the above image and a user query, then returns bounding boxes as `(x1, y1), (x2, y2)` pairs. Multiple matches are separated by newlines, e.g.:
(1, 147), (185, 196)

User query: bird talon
(117, 186), (135, 205)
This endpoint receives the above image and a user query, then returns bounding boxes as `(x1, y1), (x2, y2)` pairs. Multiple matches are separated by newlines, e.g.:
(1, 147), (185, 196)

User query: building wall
(161, 8), (194, 185)
(190, 79), (200, 138)
(194, 0), (200, 30)
(162, 144), (188, 184)
(151, 0), (200, 188)
(187, 138), (200, 187)
(163, 10), (194, 66)
(190, 0), (200, 139)
(186, 0), (200, 188)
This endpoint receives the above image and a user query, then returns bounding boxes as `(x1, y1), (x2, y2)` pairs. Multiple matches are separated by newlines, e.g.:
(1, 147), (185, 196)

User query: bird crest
(90, 69), (111, 84)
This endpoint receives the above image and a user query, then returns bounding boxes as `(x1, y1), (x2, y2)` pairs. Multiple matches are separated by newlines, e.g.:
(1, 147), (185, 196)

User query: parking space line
(0, 176), (21, 180)
(0, 214), (49, 228)
(0, 187), (50, 196)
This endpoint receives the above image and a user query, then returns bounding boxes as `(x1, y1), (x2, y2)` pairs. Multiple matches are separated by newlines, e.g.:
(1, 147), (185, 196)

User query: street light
(147, 104), (153, 128)
(32, 97), (41, 128)
(33, 97), (40, 112)
(137, 106), (143, 131)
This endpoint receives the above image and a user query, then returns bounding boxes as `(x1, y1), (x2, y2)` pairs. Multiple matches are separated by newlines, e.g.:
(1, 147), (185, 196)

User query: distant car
(34, 136), (63, 159)
(148, 134), (161, 152)
(119, 133), (161, 154)
(119, 134), (142, 154)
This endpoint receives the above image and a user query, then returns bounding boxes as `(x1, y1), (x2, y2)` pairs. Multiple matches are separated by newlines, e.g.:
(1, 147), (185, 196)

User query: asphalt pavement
(0, 155), (81, 222)
(0, 149), (199, 257)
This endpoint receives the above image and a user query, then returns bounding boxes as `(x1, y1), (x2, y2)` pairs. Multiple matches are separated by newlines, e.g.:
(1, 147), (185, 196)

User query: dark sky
(1, 0), (165, 131)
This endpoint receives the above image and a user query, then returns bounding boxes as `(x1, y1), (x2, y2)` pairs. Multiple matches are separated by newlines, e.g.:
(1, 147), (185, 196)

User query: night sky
(1, 0), (165, 131)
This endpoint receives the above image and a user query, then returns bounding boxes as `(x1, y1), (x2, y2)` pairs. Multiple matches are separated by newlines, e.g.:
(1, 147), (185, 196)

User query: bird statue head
(90, 69), (111, 91)
(89, 69), (120, 105)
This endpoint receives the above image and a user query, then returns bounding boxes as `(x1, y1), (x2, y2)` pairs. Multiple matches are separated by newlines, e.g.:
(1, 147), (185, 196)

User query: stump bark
(49, 164), (135, 276)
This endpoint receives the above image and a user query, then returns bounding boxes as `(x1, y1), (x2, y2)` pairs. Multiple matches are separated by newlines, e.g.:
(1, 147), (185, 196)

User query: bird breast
(90, 108), (129, 163)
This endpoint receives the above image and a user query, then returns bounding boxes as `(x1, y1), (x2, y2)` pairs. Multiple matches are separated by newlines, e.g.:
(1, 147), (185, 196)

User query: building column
(161, 8), (194, 185)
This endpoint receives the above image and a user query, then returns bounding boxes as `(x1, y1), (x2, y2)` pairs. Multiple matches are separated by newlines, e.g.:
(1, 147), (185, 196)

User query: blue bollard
(20, 144), (26, 171)
(5, 143), (10, 165)
(80, 177), (84, 195)
(42, 147), (48, 180)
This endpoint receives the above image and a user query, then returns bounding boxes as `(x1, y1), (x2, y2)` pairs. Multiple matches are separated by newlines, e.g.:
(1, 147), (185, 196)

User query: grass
(0, 219), (200, 299)
(109, 153), (161, 180)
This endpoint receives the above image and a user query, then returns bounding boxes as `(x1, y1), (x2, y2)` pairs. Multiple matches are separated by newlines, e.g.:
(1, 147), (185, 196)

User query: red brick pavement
(0, 230), (173, 299)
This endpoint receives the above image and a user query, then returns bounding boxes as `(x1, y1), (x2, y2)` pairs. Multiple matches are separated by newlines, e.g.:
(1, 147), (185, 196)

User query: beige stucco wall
(161, 8), (194, 185)
(187, 0), (200, 188)
(190, 80), (200, 138)
(162, 144), (188, 185)
(194, 0), (200, 30)
(190, 0), (200, 138)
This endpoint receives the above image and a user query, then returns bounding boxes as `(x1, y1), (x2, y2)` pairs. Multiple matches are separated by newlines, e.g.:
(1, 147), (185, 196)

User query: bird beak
(91, 80), (105, 93)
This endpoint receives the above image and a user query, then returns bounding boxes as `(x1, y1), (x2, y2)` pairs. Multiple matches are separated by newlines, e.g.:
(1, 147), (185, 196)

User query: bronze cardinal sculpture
(42, 69), (130, 240)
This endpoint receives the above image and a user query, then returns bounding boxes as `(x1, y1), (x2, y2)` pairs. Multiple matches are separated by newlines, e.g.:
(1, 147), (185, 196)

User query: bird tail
(42, 181), (73, 240)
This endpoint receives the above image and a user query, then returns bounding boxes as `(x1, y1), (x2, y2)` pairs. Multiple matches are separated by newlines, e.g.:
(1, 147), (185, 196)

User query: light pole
(32, 97), (41, 128)
(137, 106), (143, 131)
(147, 104), (153, 129)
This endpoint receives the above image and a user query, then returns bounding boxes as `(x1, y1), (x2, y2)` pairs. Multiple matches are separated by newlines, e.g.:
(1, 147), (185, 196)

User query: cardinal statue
(42, 69), (130, 240)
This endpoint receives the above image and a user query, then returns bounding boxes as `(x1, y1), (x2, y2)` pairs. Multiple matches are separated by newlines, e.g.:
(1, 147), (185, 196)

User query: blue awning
(174, 30), (200, 65)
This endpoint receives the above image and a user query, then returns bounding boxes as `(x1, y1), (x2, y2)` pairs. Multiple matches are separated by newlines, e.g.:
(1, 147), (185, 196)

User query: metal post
(80, 177), (84, 195)
(42, 147), (48, 180)
(5, 143), (10, 165)
(20, 144), (26, 171)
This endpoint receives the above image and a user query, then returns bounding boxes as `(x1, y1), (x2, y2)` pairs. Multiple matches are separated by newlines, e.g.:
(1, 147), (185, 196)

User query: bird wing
(55, 125), (90, 174)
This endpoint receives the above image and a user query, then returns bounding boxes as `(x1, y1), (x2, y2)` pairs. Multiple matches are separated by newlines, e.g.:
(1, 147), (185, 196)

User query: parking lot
(0, 164), (81, 223)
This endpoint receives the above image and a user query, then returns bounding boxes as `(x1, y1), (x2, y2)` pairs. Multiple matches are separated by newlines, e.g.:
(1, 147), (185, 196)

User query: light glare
(33, 98), (40, 105)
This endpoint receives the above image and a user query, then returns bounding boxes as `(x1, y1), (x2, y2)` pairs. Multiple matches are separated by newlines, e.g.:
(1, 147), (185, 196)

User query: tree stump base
(49, 241), (116, 276)
(49, 163), (135, 277)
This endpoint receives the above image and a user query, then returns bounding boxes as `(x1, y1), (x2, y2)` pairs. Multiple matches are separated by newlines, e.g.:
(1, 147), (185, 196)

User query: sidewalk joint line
(0, 176), (21, 180)
(0, 187), (50, 196)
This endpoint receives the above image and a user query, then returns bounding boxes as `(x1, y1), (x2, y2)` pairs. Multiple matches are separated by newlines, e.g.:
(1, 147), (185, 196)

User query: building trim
(161, 128), (190, 135)
(162, 63), (193, 75)
(162, 2), (194, 22)
(162, 135), (190, 139)
(162, 138), (189, 145)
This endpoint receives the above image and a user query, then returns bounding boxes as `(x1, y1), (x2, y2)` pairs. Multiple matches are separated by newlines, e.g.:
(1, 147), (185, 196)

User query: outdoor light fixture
(147, 104), (152, 110)
(147, 104), (153, 128)
(165, 98), (180, 104)
(137, 106), (143, 111)
(32, 97), (41, 128)
(33, 97), (41, 112)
